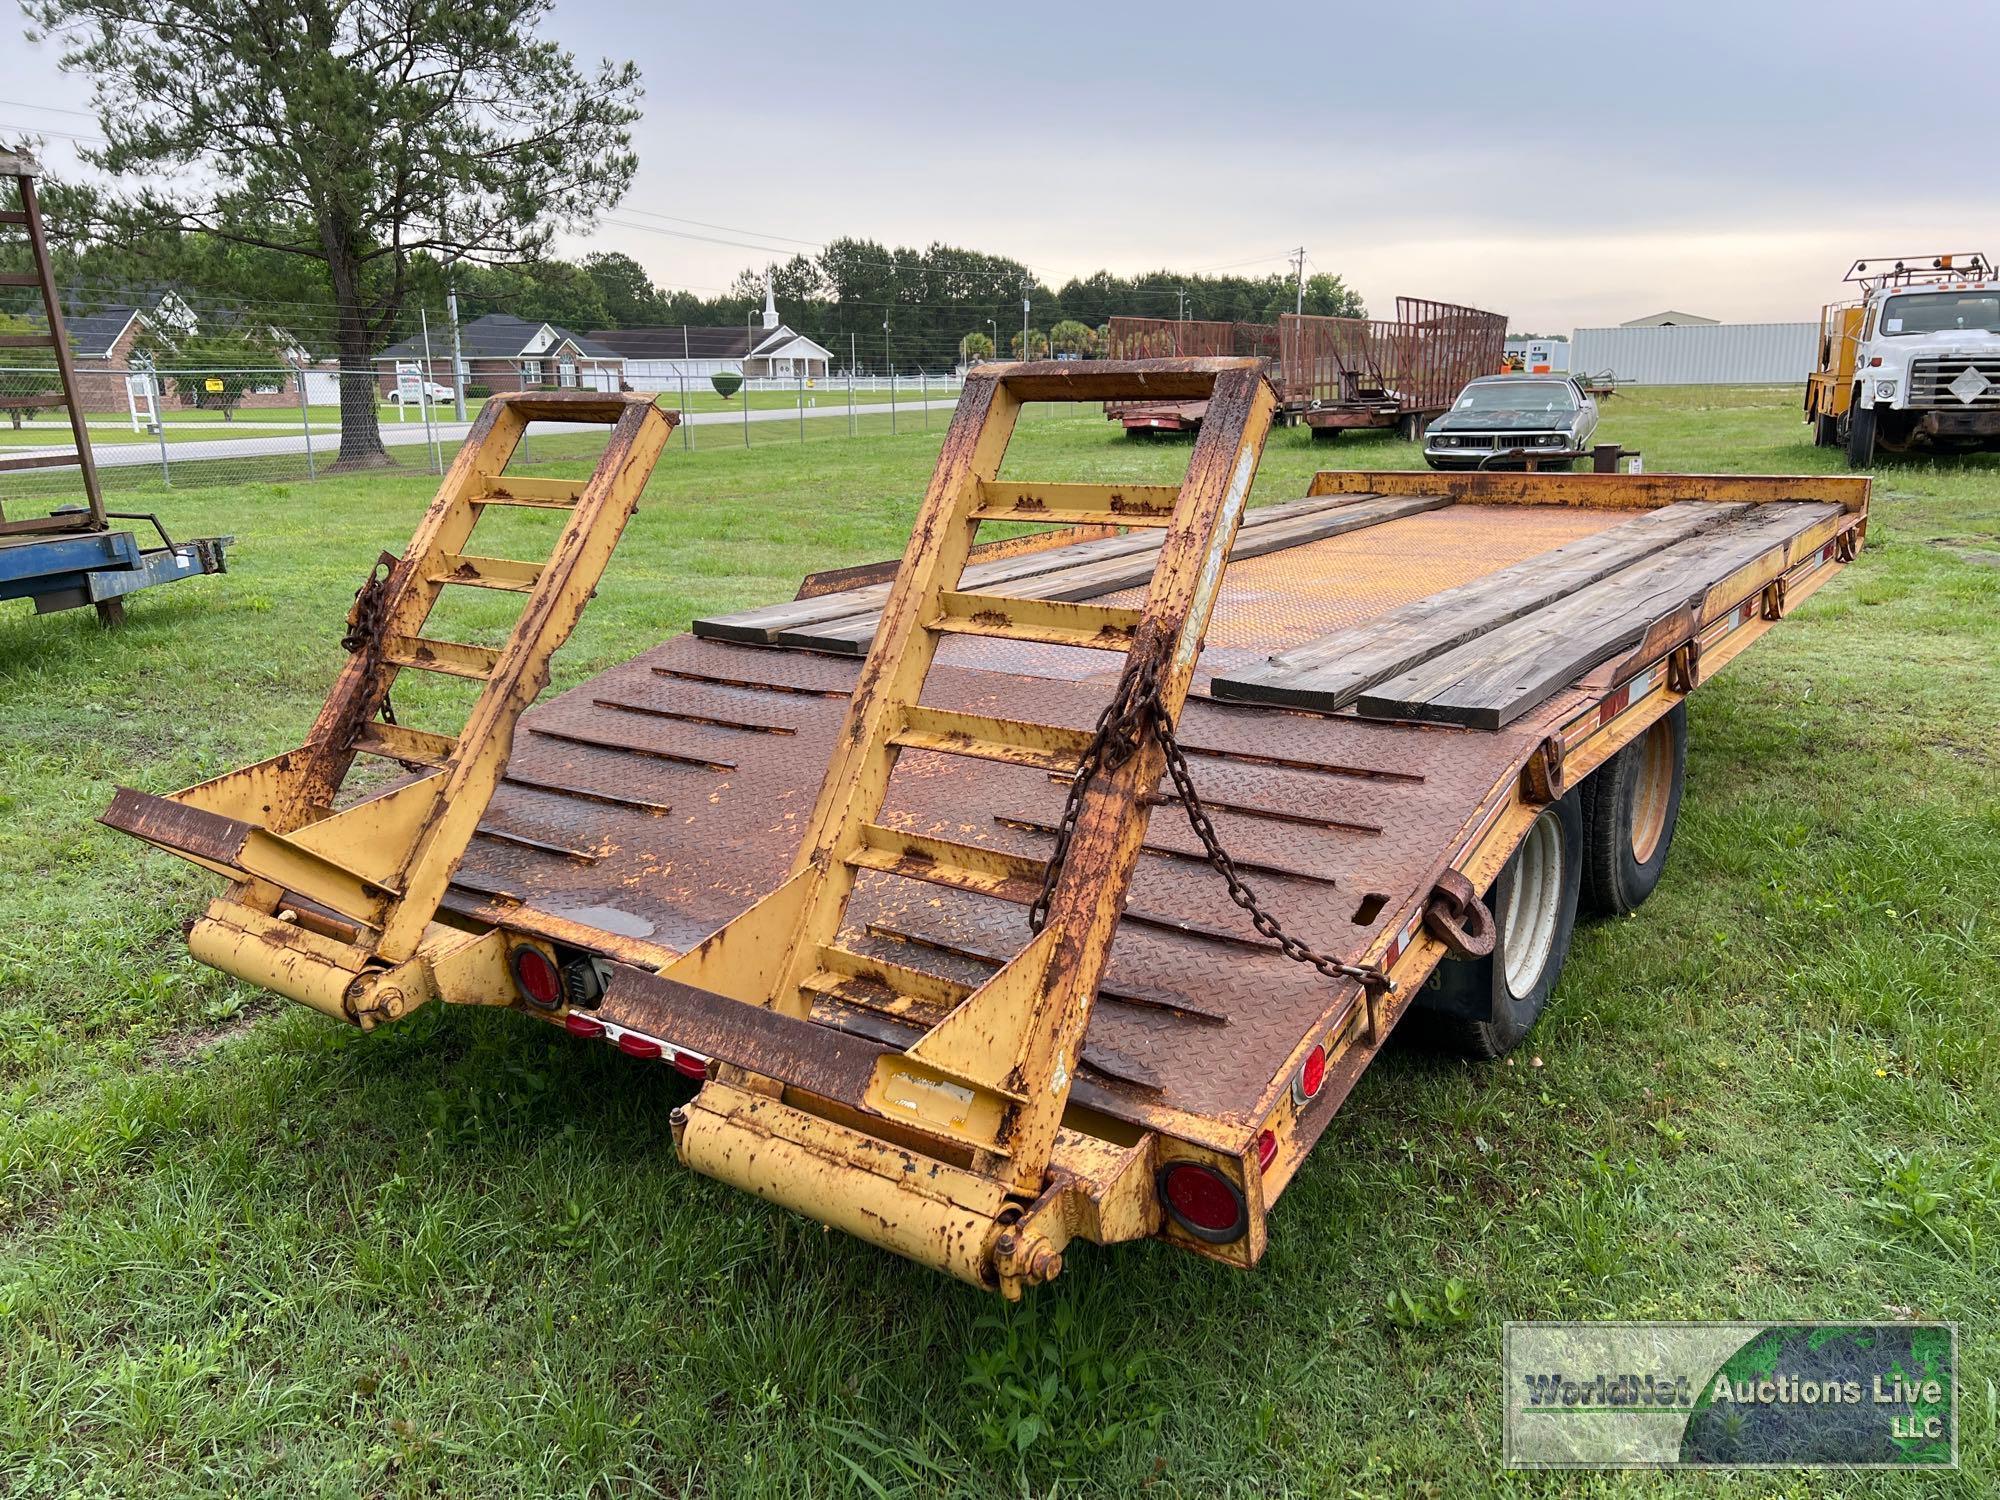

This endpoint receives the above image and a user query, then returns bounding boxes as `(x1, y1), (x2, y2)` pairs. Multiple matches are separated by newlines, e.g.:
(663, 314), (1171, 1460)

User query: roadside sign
(395, 362), (426, 422)
(203, 377), (224, 393)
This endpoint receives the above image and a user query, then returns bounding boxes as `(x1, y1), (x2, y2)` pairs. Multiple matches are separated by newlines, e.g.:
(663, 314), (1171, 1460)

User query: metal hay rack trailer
(104, 360), (1867, 1296)
(1280, 298), (1508, 441)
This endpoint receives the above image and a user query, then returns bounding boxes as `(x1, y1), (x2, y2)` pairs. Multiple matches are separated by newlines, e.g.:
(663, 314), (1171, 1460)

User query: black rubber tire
(1845, 398), (1876, 467)
(1410, 791), (1584, 1059)
(1310, 425), (1341, 444)
(1813, 412), (1839, 447)
(1579, 702), (1687, 919)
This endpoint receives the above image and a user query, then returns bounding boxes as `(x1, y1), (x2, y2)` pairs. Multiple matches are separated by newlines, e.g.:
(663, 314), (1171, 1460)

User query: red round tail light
(1293, 1041), (1327, 1106)
(1157, 1161), (1248, 1244)
(1256, 1129), (1279, 1173)
(510, 946), (565, 1009)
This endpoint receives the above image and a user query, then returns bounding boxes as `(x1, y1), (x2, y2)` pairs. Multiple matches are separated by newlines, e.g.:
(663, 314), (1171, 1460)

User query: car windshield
(1452, 381), (1574, 414)
(1878, 292), (2000, 337)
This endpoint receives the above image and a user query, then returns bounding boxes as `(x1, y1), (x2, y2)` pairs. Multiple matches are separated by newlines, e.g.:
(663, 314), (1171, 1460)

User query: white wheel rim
(1501, 808), (1564, 999)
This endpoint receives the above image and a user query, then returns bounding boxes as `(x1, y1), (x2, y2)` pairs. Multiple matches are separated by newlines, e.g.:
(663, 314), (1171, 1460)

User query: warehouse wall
(1570, 322), (1817, 385)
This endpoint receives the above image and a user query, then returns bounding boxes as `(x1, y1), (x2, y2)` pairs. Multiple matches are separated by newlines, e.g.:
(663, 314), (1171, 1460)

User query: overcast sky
(6, 0), (1996, 330)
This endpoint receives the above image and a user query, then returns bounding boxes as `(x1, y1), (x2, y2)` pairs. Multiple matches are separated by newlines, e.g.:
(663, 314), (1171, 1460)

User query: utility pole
(987, 318), (997, 361)
(447, 285), (466, 421)
(1021, 291), (1030, 360)
(1292, 246), (1308, 317)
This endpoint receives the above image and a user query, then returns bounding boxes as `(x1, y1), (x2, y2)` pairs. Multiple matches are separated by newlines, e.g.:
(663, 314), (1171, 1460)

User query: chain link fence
(0, 363), (1119, 530)
(0, 365), (999, 502)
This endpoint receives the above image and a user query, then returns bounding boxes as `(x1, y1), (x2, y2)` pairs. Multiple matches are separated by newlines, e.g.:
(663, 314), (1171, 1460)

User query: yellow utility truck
(1805, 253), (2000, 466)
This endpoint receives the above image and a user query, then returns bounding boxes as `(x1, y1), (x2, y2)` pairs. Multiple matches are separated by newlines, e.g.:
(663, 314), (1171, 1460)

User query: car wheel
(1580, 703), (1686, 918)
(1408, 792), (1583, 1059)
(1845, 397), (1876, 467)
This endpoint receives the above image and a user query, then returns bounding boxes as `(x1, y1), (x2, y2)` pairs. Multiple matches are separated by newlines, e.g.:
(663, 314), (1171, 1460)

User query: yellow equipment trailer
(104, 363), (1868, 1296)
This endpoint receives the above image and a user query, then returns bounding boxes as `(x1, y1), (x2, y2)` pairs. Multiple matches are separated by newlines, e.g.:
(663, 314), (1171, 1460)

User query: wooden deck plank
(777, 492), (1442, 655)
(1209, 501), (1749, 712)
(1354, 502), (1844, 728)
(690, 492), (1370, 643)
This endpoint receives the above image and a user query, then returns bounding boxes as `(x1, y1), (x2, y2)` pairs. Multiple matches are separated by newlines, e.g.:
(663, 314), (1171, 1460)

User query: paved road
(4, 399), (965, 469)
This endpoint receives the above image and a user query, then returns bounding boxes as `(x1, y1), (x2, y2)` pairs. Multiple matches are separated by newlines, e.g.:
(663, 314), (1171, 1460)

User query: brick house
(60, 291), (309, 412)
(372, 313), (625, 398)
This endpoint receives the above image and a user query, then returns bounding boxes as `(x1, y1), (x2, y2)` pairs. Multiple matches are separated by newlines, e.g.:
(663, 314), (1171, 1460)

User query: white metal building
(1569, 322), (1817, 385)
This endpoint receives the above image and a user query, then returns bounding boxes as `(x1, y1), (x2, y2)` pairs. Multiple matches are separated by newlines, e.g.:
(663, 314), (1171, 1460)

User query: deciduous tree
(25, 0), (642, 467)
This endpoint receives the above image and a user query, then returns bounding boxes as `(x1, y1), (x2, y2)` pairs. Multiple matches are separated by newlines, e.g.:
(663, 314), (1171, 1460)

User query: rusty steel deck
(441, 520), (1611, 1151)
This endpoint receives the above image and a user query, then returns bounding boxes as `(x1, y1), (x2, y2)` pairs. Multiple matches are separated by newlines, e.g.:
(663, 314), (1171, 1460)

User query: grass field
(1, 387), (1996, 1497)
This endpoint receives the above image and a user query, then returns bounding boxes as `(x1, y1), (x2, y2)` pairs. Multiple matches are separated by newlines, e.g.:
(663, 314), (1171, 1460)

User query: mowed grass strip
(0, 387), (1995, 1497)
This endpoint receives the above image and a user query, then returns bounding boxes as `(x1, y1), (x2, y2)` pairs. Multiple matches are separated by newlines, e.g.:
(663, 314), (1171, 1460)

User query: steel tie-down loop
(1030, 655), (1396, 996)
(1422, 868), (1496, 960)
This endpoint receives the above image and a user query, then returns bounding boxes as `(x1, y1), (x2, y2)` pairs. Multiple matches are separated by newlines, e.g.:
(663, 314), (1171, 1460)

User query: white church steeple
(761, 268), (779, 331)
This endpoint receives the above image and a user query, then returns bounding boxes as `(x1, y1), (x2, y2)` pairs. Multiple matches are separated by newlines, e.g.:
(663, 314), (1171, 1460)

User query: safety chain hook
(1029, 656), (1396, 995)
(342, 550), (401, 725)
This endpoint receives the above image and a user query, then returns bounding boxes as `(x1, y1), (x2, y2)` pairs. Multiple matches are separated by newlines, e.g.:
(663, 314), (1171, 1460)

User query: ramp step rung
(891, 703), (1091, 773)
(383, 635), (501, 681)
(808, 944), (974, 1010)
(473, 476), (584, 509)
(969, 481), (1181, 529)
(929, 591), (1141, 652)
(0, 333), (55, 349)
(0, 271), (42, 287)
(843, 823), (1048, 901)
(355, 721), (458, 769)
(428, 553), (545, 593)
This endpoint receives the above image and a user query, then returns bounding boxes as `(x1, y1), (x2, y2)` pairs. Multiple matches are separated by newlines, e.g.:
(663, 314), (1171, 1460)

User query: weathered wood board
(1208, 501), (1750, 712)
(1355, 501), (1845, 728)
(758, 495), (1458, 656)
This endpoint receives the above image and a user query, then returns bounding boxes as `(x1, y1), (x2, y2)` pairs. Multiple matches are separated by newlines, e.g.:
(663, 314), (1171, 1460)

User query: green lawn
(1, 387), (1996, 1496)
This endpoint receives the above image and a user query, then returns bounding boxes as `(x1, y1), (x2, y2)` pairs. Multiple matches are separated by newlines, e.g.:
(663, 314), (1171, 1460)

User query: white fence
(1569, 323), (1818, 386)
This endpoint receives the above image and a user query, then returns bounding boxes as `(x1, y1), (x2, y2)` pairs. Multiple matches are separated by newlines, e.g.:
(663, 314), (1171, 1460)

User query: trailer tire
(1845, 399), (1876, 467)
(1310, 426), (1341, 444)
(1579, 702), (1686, 918)
(1814, 412), (1839, 447)
(1409, 792), (1583, 1059)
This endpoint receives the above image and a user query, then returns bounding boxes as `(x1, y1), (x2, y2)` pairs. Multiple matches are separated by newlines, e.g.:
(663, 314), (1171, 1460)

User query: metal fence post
(296, 361), (315, 480)
(742, 368), (750, 448)
(680, 371), (691, 450)
(150, 370), (171, 485)
(848, 364), (855, 437)
(890, 372), (897, 435)
(922, 370), (929, 430)
(797, 371), (805, 443)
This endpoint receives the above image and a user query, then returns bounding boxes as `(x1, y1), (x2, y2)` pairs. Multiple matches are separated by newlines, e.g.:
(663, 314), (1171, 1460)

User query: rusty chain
(1028, 655), (1396, 994)
(342, 551), (401, 725)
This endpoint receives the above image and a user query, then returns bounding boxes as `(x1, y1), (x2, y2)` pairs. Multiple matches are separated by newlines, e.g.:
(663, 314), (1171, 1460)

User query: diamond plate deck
(447, 627), (1573, 1150)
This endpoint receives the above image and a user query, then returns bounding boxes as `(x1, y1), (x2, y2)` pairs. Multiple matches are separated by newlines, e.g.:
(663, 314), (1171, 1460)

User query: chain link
(342, 551), (400, 726)
(1029, 660), (1395, 994)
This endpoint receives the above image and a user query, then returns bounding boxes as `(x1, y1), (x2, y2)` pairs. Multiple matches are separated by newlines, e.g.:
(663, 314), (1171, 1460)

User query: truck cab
(1805, 253), (2000, 466)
